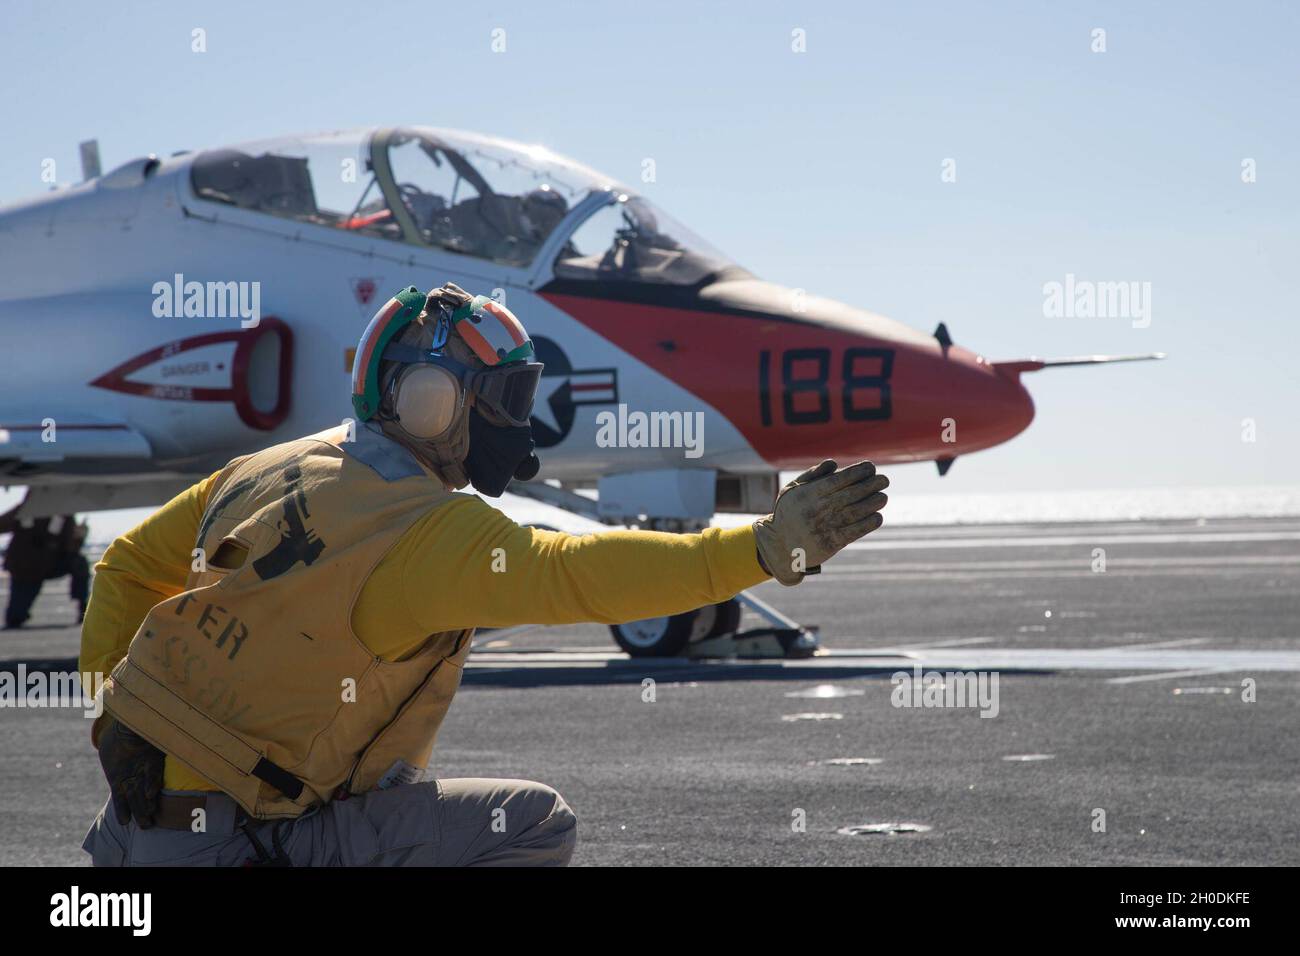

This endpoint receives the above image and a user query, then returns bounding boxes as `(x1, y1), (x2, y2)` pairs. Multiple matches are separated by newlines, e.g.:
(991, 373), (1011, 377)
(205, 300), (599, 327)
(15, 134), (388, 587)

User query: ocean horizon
(3, 482), (1297, 552)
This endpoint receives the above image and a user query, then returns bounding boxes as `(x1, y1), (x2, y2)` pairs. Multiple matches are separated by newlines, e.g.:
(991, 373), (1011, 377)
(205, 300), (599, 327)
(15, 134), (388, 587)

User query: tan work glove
(426, 281), (474, 315)
(753, 460), (889, 585)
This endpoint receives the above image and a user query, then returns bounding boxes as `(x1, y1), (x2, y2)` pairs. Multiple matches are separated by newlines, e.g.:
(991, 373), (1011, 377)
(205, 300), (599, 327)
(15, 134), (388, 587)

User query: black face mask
(465, 408), (540, 498)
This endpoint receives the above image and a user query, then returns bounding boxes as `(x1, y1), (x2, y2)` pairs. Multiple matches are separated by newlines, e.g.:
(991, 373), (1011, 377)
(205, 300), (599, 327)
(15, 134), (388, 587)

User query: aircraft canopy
(189, 127), (744, 284)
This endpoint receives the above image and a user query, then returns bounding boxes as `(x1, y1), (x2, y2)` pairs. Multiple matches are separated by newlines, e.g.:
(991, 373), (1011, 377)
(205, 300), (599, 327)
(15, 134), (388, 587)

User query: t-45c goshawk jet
(0, 126), (1161, 656)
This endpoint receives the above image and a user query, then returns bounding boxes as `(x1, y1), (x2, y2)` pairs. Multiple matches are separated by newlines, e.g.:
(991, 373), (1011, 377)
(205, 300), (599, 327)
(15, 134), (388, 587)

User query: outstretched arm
(393, 496), (771, 635)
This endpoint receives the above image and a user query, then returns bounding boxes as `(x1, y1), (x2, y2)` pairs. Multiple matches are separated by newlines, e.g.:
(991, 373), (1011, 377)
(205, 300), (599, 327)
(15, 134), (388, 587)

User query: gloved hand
(427, 281), (474, 314)
(753, 460), (889, 585)
(97, 718), (166, 829)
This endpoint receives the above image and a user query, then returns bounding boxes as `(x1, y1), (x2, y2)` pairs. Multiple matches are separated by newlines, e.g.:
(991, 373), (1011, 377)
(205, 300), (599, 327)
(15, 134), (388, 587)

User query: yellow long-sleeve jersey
(80, 473), (769, 791)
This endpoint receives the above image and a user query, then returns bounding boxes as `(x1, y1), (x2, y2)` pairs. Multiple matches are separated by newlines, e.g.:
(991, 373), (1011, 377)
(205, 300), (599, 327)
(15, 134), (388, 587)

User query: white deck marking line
(1106, 668), (1234, 685)
(466, 647), (1300, 673)
(844, 530), (1300, 550)
(895, 649), (1300, 672)
(1104, 637), (1211, 652)
(874, 637), (996, 651)
(811, 566), (1299, 583)
(818, 639), (1005, 651)
(823, 555), (1300, 572)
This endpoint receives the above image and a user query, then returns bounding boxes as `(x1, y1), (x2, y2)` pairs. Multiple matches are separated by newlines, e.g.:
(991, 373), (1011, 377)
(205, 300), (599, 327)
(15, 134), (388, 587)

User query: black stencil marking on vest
(253, 464), (326, 581)
(175, 592), (252, 661)
(197, 474), (260, 545)
(196, 602), (250, 660)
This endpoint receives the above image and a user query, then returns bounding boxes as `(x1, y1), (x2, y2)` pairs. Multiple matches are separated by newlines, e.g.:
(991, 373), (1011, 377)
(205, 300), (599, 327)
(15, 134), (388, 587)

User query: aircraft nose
(542, 274), (1038, 468)
(930, 345), (1036, 454)
(688, 278), (1039, 465)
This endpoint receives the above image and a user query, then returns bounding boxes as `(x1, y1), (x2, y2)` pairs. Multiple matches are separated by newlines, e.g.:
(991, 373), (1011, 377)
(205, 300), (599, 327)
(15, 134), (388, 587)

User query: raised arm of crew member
(370, 459), (888, 651)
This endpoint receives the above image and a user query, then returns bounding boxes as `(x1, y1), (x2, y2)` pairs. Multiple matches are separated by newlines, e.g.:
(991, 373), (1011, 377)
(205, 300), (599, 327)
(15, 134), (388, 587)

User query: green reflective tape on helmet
(449, 295), (485, 325)
(500, 342), (536, 363)
(350, 285), (428, 422)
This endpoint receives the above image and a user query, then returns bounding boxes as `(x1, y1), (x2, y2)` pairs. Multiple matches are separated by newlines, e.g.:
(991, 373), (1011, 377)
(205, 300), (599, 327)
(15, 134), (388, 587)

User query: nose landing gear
(609, 592), (819, 660)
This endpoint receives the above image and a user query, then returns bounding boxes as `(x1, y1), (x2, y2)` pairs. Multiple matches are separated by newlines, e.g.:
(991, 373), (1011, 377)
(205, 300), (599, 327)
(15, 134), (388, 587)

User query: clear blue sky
(2, 0), (1296, 495)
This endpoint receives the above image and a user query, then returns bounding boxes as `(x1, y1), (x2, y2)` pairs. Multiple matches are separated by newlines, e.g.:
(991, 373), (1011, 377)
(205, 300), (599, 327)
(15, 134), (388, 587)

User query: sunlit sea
(3, 483), (1283, 552)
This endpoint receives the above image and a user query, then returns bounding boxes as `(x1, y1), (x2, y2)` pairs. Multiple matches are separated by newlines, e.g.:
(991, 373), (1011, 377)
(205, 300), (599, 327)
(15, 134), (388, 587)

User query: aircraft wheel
(610, 608), (708, 657)
(700, 598), (742, 640)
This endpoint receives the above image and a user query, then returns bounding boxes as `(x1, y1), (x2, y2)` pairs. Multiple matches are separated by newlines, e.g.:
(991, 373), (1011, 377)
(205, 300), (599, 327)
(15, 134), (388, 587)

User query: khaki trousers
(82, 779), (577, 867)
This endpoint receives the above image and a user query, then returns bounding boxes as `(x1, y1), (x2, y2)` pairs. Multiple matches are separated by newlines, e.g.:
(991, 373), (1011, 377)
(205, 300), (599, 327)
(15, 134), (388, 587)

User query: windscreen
(553, 194), (746, 286)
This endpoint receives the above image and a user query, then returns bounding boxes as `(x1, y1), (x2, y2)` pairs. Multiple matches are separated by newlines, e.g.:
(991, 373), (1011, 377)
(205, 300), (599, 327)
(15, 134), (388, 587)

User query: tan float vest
(100, 423), (473, 820)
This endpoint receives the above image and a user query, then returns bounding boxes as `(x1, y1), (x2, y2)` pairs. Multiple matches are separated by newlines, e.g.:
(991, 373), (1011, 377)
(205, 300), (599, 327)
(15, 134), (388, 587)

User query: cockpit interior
(190, 127), (745, 286)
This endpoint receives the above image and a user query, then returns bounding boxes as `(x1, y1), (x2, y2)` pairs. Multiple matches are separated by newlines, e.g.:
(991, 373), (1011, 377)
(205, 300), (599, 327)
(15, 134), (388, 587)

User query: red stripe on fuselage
(539, 292), (1033, 468)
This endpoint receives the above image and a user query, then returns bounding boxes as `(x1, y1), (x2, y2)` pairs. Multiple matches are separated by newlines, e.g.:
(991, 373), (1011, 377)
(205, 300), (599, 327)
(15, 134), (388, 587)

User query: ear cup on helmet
(391, 364), (462, 440)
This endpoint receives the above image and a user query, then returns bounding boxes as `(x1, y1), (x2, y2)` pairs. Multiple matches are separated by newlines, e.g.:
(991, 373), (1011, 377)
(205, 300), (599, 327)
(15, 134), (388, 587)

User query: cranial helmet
(351, 283), (544, 494)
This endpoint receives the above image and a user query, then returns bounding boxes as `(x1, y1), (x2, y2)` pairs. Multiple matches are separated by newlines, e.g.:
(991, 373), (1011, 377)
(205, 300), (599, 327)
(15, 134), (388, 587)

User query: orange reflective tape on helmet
(451, 296), (534, 366)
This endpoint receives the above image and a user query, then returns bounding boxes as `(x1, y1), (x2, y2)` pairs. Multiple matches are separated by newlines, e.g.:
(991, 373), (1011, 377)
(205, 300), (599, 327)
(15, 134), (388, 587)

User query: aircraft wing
(0, 409), (153, 463)
(0, 410), (192, 516)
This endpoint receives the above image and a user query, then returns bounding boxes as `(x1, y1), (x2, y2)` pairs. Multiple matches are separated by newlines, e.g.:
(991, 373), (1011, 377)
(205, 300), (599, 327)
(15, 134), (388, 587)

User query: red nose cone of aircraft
(917, 344), (1037, 460)
(541, 277), (1036, 470)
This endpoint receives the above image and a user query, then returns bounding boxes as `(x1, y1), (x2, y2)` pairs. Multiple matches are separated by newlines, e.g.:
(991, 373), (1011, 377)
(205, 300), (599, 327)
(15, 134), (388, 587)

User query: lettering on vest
(252, 464), (326, 581)
(134, 620), (252, 724)
(176, 593), (250, 661)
